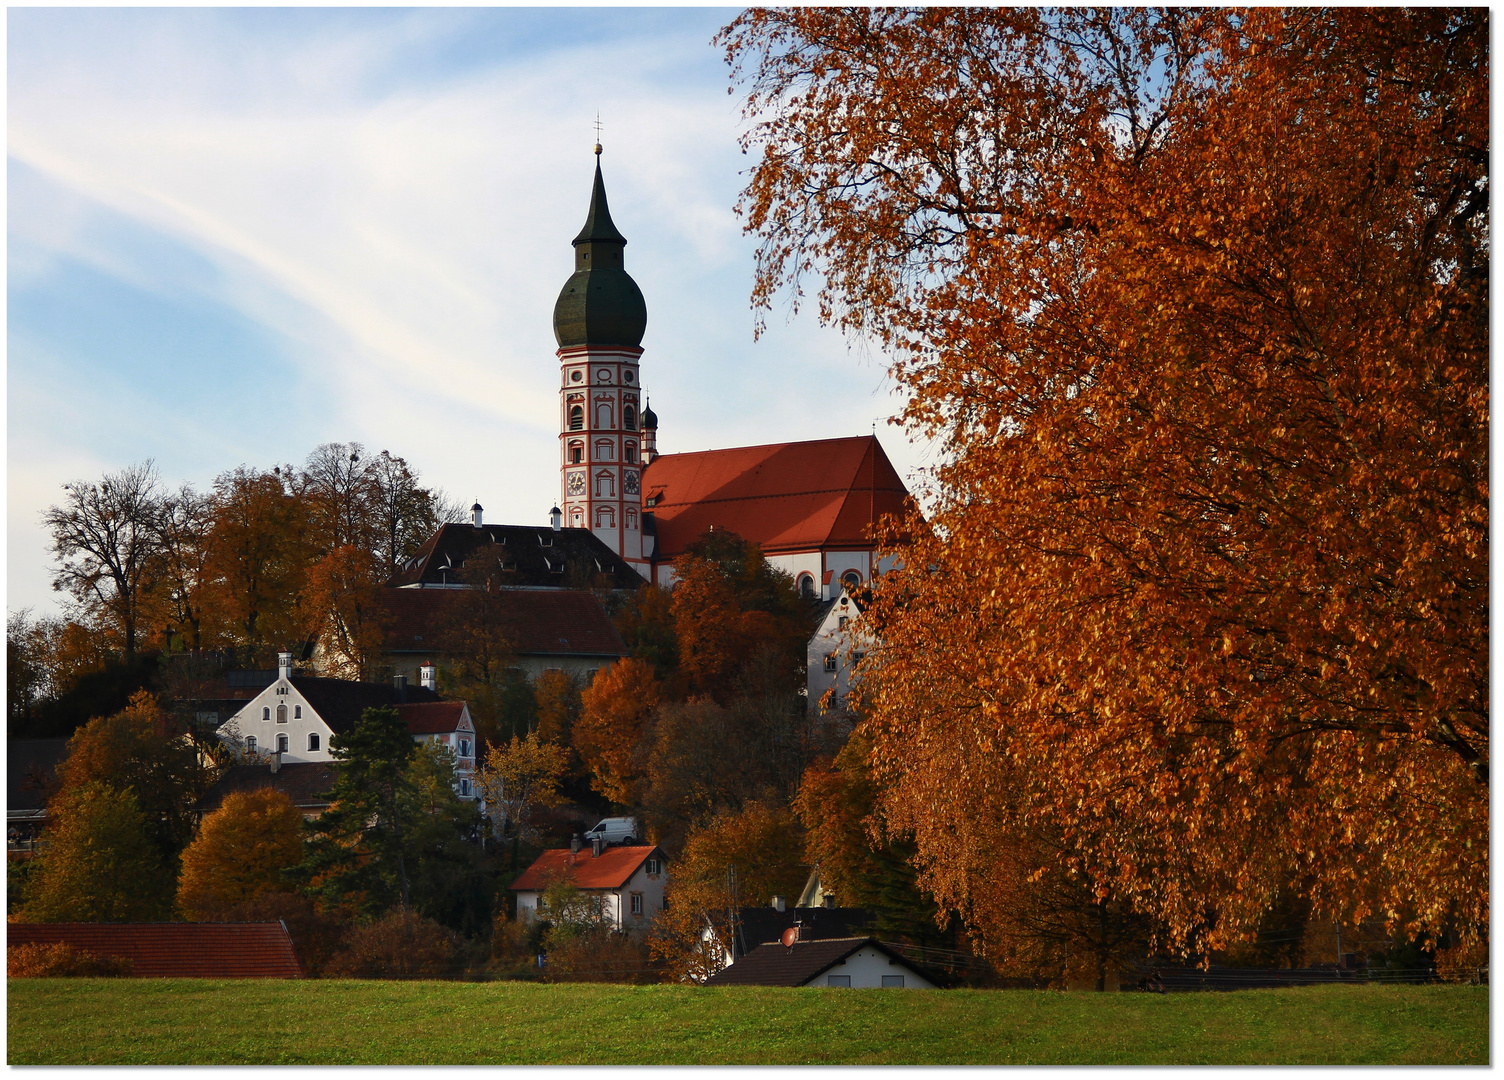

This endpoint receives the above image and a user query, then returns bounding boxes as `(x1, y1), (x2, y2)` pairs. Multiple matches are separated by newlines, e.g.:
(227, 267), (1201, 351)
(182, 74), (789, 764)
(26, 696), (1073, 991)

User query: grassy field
(7, 978), (1487, 1065)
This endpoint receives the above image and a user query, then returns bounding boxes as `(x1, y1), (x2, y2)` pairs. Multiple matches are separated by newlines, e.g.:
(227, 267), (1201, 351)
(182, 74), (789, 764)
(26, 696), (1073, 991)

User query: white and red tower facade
(552, 147), (651, 580)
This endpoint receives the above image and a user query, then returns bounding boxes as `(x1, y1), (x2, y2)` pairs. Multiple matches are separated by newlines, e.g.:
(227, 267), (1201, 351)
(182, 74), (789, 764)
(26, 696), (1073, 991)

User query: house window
(245, 736), (257, 753)
(645, 858), (662, 875)
(262, 707), (271, 721)
(882, 975), (905, 988)
(843, 570), (862, 590)
(823, 654), (837, 673)
(308, 733), (320, 752)
(827, 975), (851, 988)
(630, 892), (644, 916)
(838, 616), (849, 630)
(294, 705), (302, 719)
(569, 405), (584, 430)
(276, 734), (289, 754)
(460, 778), (471, 797)
(853, 652), (866, 664)
(276, 704), (287, 724)
(459, 739), (471, 758)
(797, 574), (815, 599)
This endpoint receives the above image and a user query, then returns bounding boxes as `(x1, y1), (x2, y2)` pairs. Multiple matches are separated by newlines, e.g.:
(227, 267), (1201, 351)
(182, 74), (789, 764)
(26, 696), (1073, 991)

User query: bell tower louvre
(553, 144), (651, 580)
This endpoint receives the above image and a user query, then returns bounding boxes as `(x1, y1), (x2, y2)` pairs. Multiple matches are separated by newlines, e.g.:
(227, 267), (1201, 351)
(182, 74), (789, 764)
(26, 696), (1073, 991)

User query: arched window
(261, 707), (271, 721)
(276, 703), (287, 724)
(294, 705), (302, 719)
(276, 733), (289, 754)
(797, 573), (816, 600)
(623, 405), (637, 430)
(570, 508), (584, 527)
(842, 570), (862, 591)
(307, 733), (320, 752)
(595, 401), (614, 428)
(245, 736), (258, 753)
(595, 439), (615, 460)
(569, 405), (584, 431)
(569, 441), (584, 464)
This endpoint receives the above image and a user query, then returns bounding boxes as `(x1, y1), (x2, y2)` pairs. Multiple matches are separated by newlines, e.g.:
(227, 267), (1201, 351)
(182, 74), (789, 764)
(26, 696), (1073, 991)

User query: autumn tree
(648, 801), (807, 982)
(573, 658), (660, 805)
(57, 690), (208, 859)
(533, 669), (584, 757)
(303, 544), (391, 681)
(478, 733), (569, 850)
(42, 461), (165, 663)
(176, 788), (306, 919)
(724, 8), (1488, 954)
(21, 783), (174, 922)
(151, 483), (217, 653)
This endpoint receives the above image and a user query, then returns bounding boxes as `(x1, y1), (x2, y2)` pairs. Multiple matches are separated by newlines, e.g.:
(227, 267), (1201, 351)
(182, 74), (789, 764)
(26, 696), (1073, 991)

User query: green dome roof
(553, 154), (647, 349)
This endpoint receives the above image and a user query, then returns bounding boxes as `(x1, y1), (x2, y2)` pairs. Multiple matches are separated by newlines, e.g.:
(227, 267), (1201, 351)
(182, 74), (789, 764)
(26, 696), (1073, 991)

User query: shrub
(323, 908), (459, 978)
(8, 942), (133, 977)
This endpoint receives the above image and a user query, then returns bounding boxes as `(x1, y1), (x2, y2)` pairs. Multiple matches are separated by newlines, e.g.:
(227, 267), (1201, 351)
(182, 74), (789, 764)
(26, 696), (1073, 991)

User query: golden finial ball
(594, 142), (603, 156)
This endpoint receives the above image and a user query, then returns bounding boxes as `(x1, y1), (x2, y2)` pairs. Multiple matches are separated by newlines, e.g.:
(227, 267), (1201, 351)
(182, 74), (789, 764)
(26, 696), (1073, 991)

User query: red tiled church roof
(399, 701), (468, 735)
(510, 845), (663, 891)
(378, 588), (627, 659)
(642, 435), (913, 561)
(9, 923), (303, 978)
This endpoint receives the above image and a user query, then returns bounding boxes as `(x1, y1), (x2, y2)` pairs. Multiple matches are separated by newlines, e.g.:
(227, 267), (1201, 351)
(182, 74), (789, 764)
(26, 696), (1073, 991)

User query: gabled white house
(215, 652), (477, 797)
(807, 586), (873, 712)
(509, 842), (668, 937)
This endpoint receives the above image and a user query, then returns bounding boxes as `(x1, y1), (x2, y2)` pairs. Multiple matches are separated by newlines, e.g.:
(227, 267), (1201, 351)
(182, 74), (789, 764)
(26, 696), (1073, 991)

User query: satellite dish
(781, 927), (799, 948)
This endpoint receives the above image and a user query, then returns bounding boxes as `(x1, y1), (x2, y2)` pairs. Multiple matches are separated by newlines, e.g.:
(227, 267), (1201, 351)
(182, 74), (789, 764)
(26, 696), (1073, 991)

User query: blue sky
(8, 8), (936, 619)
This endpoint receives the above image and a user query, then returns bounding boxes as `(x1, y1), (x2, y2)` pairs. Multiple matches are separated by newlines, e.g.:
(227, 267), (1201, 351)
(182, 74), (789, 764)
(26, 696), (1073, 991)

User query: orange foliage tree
(724, 8), (1488, 955)
(574, 658), (661, 804)
(176, 788), (307, 920)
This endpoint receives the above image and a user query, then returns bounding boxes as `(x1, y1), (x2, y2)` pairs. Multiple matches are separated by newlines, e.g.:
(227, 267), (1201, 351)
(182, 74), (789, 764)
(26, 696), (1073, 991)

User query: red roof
(378, 587), (628, 658)
(399, 701), (468, 735)
(8, 923), (302, 978)
(509, 845), (663, 891)
(642, 435), (913, 561)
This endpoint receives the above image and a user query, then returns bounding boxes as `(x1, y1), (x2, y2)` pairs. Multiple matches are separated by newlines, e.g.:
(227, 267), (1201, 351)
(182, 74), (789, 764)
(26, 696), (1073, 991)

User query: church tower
(553, 146), (651, 580)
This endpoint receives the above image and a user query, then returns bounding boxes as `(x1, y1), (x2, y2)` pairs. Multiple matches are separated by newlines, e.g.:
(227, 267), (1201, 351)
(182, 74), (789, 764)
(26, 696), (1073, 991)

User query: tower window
(623, 405), (637, 431)
(843, 570), (863, 590)
(625, 443), (636, 463)
(569, 405), (584, 430)
(569, 441), (584, 464)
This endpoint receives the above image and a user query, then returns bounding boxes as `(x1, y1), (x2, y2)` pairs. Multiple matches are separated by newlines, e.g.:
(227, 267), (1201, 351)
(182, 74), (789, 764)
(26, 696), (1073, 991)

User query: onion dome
(641, 398), (658, 430)
(552, 148), (647, 349)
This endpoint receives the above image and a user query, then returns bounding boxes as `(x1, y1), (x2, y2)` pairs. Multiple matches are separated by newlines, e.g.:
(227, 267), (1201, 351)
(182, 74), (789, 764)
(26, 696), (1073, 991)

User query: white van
(584, 817), (640, 845)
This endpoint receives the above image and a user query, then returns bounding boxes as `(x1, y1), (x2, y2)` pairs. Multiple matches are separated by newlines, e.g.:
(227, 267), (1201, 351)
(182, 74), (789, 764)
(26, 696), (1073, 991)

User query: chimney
(472, 502), (484, 527)
(269, 751), (281, 774)
(570, 833), (582, 854)
(772, 896), (786, 913)
(550, 505), (563, 532)
(419, 662), (436, 692)
(277, 651), (292, 682)
(591, 836), (605, 857)
(393, 674), (408, 703)
(823, 894), (835, 909)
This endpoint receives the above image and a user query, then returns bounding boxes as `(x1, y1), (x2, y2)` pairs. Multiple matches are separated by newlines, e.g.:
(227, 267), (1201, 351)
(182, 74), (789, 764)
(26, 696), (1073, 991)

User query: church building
(551, 147), (914, 599)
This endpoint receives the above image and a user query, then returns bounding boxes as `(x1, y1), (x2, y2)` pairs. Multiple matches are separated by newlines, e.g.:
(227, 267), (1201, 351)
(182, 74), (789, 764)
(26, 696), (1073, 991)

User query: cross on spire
(593, 112), (603, 155)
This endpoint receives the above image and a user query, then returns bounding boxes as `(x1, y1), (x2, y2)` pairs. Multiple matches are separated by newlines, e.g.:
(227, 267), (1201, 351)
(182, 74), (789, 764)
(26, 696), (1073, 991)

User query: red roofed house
(511, 842), (668, 936)
(8, 922), (303, 978)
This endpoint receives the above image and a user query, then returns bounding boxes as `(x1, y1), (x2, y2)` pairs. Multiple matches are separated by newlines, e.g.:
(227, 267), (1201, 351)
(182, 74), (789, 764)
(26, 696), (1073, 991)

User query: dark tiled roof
(705, 936), (919, 987)
(733, 907), (876, 958)
(378, 588), (628, 660)
(9, 922), (303, 978)
(287, 676), (438, 736)
(399, 702), (468, 735)
(197, 762), (337, 814)
(510, 845), (664, 892)
(7, 739), (69, 814)
(385, 523), (643, 590)
(642, 436), (914, 561)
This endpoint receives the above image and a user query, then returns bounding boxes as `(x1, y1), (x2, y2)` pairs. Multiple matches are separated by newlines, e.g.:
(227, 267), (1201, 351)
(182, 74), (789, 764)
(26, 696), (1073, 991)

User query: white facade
(807, 587), (872, 711)
(807, 944), (936, 989)
(514, 853), (668, 937)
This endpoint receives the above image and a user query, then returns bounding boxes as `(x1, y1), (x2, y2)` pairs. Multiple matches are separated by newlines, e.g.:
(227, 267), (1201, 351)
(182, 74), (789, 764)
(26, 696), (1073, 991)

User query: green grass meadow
(6, 978), (1487, 1065)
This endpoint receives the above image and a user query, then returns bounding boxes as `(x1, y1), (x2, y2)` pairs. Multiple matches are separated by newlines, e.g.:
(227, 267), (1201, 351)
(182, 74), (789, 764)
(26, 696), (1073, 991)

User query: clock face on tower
(623, 470), (640, 495)
(566, 470), (586, 496)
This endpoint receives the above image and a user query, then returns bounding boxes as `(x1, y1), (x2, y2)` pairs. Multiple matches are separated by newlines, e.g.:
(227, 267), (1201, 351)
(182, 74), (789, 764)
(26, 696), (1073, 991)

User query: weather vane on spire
(593, 112), (603, 156)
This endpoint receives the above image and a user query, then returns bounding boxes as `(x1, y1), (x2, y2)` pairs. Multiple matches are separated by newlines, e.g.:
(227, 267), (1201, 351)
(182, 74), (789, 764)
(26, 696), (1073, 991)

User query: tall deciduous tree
(574, 658), (660, 805)
(42, 461), (165, 662)
(176, 788), (306, 920)
(152, 483), (218, 654)
(724, 8), (1488, 952)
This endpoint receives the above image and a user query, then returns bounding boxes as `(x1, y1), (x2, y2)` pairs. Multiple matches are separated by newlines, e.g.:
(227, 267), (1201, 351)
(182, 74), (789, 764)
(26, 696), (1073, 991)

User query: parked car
(584, 817), (639, 845)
